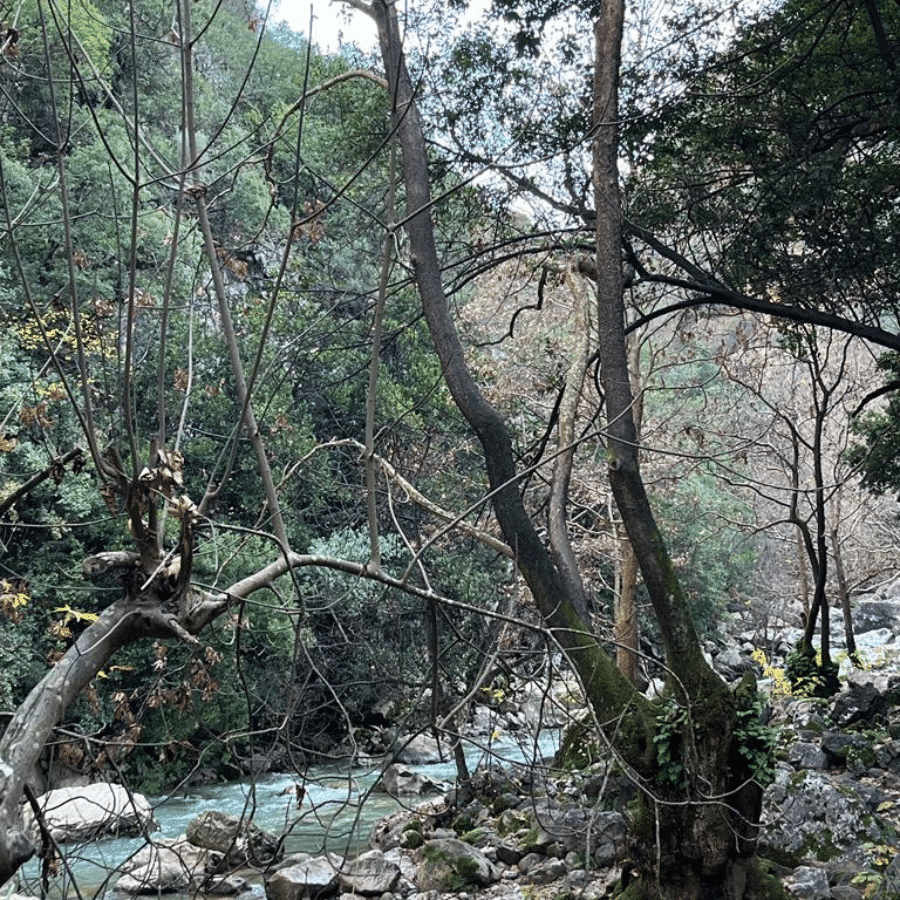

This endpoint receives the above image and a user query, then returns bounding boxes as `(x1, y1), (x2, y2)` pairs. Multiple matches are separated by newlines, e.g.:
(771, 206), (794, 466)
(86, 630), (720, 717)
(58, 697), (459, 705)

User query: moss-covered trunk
(591, 2), (768, 896)
(366, 0), (771, 895)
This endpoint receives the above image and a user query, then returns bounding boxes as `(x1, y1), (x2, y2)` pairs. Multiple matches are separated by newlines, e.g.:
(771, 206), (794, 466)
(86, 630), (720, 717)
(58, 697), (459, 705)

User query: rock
(186, 809), (281, 867)
(518, 799), (625, 864)
(336, 850), (401, 895)
(494, 842), (523, 865)
(204, 876), (250, 895)
(821, 730), (871, 764)
(761, 769), (885, 865)
(524, 858), (567, 885)
(374, 764), (445, 796)
(851, 628), (895, 652)
(853, 598), (900, 635)
(591, 812), (628, 867)
(873, 853), (900, 899)
(393, 734), (443, 765)
(713, 648), (753, 681)
(830, 682), (888, 726)
(875, 739), (900, 775)
(115, 837), (210, 894)
(413, 838), (500, 892)
(266, 855), (344, 900)
(783, 865), (830, 899)
(24, 783), (157, 844)
(786, 742), (829, 771)
(369, 810), (423, 851)
(830, 887), (863, 900)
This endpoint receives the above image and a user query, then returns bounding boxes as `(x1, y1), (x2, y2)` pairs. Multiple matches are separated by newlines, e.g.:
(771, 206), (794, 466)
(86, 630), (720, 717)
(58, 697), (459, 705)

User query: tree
(0, 0), (502, 883)
(330, 2), (772, 896)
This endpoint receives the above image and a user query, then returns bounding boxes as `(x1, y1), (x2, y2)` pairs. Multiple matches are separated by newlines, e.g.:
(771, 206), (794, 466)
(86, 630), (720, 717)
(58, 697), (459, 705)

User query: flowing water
(12, 730), (559, 900)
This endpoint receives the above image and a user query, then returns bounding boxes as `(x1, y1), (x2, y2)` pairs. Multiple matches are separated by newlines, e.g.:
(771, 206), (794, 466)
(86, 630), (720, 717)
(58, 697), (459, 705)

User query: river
(13, 729), (559, 899)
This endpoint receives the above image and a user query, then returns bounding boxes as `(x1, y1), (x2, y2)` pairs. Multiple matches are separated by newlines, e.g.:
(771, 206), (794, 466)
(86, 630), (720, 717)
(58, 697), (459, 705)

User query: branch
(0, 448), (83, 519)
(625, 221), (900, 352)
(548, 263), (591, 619)
(344, 439), (515, 559)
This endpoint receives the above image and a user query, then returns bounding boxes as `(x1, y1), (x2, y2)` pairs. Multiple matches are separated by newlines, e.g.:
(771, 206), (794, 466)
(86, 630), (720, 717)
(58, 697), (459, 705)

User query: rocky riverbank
(10, 588), (900, 900)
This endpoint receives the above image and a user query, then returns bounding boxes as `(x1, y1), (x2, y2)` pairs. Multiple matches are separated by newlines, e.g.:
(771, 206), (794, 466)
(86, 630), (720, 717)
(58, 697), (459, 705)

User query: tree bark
(366, 0), (648, 744)
(591, 3), (763, 896)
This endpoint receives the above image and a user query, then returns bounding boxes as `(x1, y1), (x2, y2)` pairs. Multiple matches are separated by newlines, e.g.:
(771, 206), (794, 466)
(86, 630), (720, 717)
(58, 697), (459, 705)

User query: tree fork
(365, 0), (653, 747)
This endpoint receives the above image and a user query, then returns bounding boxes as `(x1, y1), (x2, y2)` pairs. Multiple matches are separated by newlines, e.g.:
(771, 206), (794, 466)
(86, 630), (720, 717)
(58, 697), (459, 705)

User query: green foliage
(732, 692), (777, 788)
(626, 0), (900, 324)
(848, 353), (900, 496)
(652, 700), (689, 792)
(652, 469), (755, 631)
(785, 646), (841, 699)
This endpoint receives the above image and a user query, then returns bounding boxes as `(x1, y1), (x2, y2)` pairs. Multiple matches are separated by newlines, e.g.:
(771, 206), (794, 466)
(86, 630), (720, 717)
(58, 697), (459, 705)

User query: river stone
(375, 763), (444, 796)
(24, 783), (157, 843)
(186, 809), (281, 867)
(336, 850), (401, 895)
(393, 734), (443, 764)
(414, 838), (500, 891)
(115, 837), (209, 894)
(266, 855), (344, 900)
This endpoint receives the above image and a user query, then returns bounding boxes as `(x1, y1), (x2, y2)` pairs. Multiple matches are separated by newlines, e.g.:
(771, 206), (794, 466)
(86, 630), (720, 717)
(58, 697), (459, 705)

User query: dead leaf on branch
(19, 402), (53, 430)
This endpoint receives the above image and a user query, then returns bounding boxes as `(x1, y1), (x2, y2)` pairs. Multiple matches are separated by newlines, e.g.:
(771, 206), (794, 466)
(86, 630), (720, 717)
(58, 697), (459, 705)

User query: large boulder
(186, 809), (281, 867)
(829, 682), (889, 727)
(335, 849), (400, 895)
(266, 855), (344, 900)
(853, 597), (900, 636)
(115, 837), (209, 894)
(413, 838), (500, 891)
(23, 783), (157, 844)
(392, 734), (443, 765)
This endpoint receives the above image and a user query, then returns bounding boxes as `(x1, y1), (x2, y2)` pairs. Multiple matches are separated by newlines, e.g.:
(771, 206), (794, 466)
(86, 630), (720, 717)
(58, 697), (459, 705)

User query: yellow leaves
(48, 604), (99, 642)
(0, 433), (18, 452)
(0, 578), (29, 622)
(174, 368), (189, 391)
(48, 620), (73, 640)
(37, 381), (66, 402)
(751, 648), (792, 697)
(54, 604), (100, 623)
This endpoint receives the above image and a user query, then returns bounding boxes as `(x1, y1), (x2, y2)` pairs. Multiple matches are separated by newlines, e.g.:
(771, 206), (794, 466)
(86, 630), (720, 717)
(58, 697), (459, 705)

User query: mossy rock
(415, 838), (500, 892)
(400, 830), (424, 850)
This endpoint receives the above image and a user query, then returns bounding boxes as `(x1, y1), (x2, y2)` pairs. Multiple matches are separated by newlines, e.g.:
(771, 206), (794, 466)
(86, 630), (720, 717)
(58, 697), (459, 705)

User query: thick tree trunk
(591, 3), (764, 897)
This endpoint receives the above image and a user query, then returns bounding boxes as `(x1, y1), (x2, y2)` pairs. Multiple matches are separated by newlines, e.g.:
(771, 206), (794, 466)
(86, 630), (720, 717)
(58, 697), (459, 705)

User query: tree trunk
(366, 0), (648, 743)
(616, 536), (641, 687)
(591, 3), (764, 896)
